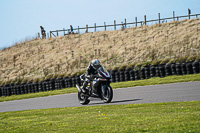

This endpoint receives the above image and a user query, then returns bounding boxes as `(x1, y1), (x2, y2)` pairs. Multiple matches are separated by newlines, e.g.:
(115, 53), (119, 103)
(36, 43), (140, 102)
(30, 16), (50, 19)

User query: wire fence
(46, 9), (200, 39)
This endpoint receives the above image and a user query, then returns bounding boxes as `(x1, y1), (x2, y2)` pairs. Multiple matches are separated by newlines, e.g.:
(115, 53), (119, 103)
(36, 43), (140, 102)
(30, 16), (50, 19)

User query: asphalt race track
(0, 81), (200, 112)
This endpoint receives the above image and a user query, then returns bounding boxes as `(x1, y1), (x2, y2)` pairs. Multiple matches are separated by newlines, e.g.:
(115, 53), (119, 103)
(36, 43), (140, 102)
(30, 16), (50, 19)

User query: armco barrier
(64, 78), (68, 88)
(192, 61), (199, 74)
(144, 66), (150, 79)
(140, 68), (145, 80)
(76, 77), (81, 86)
(186, 62), (193, 74)
(134, 70), (140, 80)
(150, 65), (156, 78)
(119, 71), (125, 82)
(27, 84), (31, 93)
(31, 83), (35, 93)
(67, 78), (72, 88)
(181, 63), (187, 75)
(1, 87), (4, 96)
(0, 87), (2, 96)
(13, 86), (18, 95)
(125, 70), (130, 81)
(42, 82), (47, 91)
(24, 84), (27, 93)
(159, 64), (165, 78)
(0, 61), (199, 97)
(155, 65), (160, 77)
(165, 63), (172, 76)
(72, 77), (76, 87)
(115, 71), (120, 82)
(35, 83), (39, 92)
(110, 70), (116, 83)
(176, 63), (182, 75)
(129, 70), (134, 81)
(58, 79), (63, 89)
(39, 82), (43, 92)
(171, 63), (176, 75)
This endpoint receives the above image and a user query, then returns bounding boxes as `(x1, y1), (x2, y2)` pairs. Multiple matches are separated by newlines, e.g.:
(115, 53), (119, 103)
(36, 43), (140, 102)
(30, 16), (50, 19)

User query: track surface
(0, 81), (200, 112)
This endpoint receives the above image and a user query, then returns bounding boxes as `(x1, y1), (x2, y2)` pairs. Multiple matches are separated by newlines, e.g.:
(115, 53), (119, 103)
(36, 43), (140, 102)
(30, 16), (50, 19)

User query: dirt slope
(0, 18), (200, 83)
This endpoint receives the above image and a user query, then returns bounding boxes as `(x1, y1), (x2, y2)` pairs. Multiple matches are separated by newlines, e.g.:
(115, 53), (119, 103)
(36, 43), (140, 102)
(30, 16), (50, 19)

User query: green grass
(0, 101), (199, 133)
(1, 73), (200, 102)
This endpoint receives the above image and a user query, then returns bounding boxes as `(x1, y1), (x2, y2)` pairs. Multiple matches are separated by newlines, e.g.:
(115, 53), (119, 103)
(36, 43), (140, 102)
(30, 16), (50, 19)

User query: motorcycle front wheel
(78, 91), (90, 105)
(102, 85), (113, 103)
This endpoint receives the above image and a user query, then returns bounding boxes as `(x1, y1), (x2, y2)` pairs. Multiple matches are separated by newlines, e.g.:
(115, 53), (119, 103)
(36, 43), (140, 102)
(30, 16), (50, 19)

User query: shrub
(186, 56), (196, 62)
(176, 56), (188, 63)
(118, 65), (127, 71)
(151, 60), (160, 65)
(160, 58), (170, 64)
(168, 58), (177, 64)
(195, 55), (200, 62)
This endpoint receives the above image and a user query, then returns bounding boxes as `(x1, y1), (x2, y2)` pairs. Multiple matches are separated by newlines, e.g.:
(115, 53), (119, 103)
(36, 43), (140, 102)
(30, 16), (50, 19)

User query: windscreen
(98, 67), (107, 73)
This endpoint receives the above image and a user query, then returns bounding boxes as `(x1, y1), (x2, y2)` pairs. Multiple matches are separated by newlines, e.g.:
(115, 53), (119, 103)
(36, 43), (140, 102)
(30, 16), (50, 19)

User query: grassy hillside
(0, 18), (200, 84)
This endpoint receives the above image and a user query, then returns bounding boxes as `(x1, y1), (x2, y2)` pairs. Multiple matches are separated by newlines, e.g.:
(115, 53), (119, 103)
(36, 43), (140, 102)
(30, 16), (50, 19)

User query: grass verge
(0, 101), (199, 132)
(0, 73), (200, 102)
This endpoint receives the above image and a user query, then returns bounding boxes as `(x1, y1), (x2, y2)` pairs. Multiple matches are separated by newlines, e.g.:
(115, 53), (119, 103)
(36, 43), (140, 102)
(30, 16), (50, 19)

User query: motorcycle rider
(81, 59), (101, 93)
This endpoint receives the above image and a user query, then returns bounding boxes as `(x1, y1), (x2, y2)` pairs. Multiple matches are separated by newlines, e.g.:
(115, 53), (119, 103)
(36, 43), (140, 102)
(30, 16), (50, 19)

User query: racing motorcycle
(76, 67), (113, 105)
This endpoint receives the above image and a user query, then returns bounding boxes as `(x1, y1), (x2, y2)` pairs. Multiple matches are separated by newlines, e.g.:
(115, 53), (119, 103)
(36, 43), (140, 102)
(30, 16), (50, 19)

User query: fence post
(50, 31), (52, 38)
(86, 25), (88, 33)
(173, 11), (175, 21)
(114, 20), (116, 30)
(124, 19), (126, 28)
(144, 15), (146, 25)
(188, 8), (191, 19)
(38, 33), (40, 39)
(158, 13), (160, 25)
(104, 22), (106, 31)
(78, 26), (80, 33)
(135, 17), (137, 27)
(63, 28), (65, 35)
(57, 31), (58, 36)
(94, 23), (96, 32)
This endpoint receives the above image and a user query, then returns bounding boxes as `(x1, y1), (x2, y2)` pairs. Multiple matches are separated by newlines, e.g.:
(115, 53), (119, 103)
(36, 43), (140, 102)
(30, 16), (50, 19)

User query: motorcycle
(76, 67), (113, 105)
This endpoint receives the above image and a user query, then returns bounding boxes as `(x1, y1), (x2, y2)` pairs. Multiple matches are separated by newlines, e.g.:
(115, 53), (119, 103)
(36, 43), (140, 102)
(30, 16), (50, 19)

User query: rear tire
(78, 91), (90, 105)
(103, 86), (113, 103)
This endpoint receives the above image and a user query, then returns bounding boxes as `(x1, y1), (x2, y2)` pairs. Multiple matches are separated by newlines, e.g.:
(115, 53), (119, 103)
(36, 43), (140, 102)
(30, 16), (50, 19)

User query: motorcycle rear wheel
(78, 91), (90, 105)
(103, 86), (113, 103)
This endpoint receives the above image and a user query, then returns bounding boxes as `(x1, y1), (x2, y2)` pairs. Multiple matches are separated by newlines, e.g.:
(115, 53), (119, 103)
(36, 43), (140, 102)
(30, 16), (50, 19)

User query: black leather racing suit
(82, 64), (99, 91)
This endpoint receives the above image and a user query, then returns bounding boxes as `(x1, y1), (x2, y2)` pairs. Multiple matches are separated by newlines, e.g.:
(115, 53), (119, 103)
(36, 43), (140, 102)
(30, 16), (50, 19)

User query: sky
(0, 0), (200, 49)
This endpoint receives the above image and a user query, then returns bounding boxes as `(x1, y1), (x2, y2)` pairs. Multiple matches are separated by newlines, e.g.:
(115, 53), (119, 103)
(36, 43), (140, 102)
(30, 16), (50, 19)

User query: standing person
(40, 26), (46, 39)
(70, 25), (74, 34)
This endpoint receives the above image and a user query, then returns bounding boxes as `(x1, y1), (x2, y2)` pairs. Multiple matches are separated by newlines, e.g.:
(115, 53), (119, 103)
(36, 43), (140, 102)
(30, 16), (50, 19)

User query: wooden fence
(49, 9), (200, 38)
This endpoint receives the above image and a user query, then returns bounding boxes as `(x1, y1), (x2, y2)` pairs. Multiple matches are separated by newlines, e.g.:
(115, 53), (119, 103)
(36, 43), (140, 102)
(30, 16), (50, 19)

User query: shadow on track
(89, 99), (142, 105)
(111, 99), (142, 103)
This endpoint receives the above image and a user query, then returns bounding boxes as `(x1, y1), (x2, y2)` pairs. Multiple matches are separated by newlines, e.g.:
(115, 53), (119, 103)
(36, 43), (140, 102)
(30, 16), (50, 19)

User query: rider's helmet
(91, 59), (101, 70)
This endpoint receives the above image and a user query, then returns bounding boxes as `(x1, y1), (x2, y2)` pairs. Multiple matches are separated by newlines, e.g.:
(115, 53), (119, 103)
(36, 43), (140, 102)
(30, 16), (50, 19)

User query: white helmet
(91, 59), (101, 70)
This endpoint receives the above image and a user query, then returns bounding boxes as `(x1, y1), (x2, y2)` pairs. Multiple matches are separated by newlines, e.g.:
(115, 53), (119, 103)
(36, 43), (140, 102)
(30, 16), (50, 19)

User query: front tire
(103, 86), (113, 103)
(78, 91), (90, 105)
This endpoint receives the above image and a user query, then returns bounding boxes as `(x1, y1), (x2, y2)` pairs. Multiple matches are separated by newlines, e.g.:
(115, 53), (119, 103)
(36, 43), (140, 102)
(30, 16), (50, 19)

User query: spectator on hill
(40, 26), (46, 39)
(70, 25), (74, 34)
